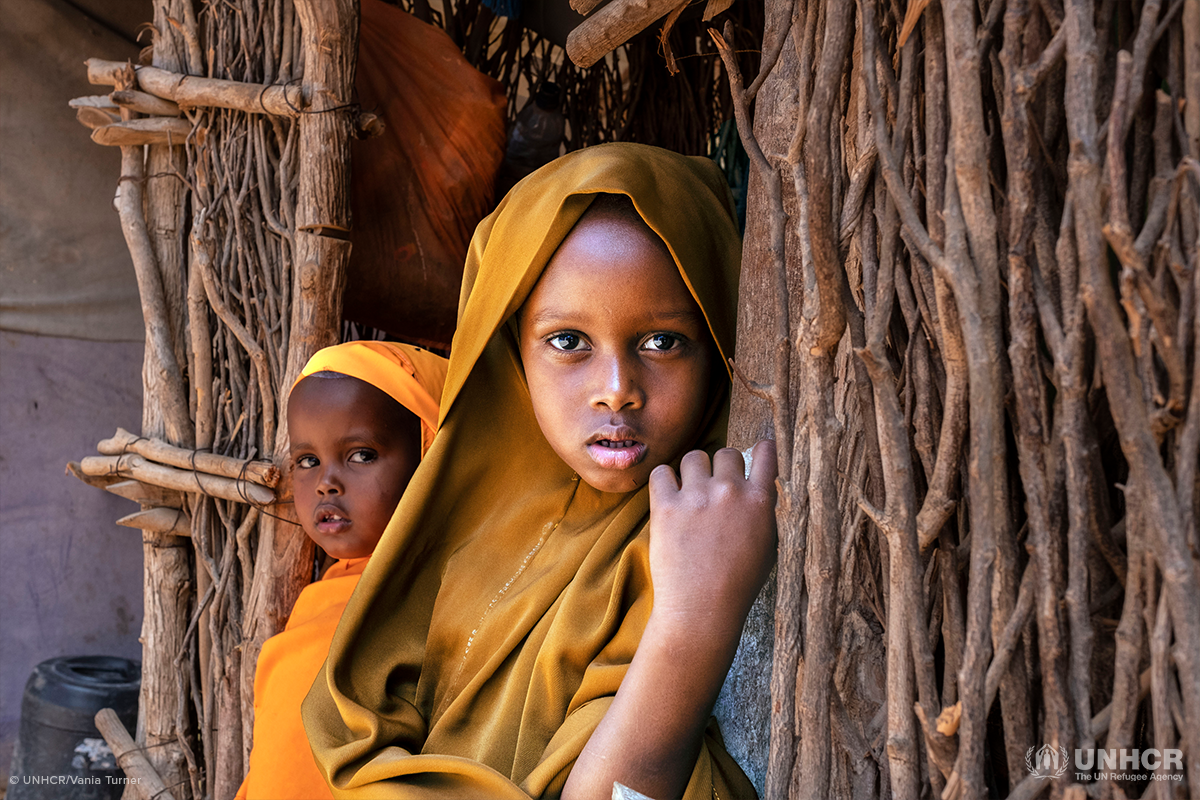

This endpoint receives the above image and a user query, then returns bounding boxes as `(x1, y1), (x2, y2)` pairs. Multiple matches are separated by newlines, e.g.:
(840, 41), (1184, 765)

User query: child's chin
(319, 541), (374, 561)
(577, 465), (649, 495)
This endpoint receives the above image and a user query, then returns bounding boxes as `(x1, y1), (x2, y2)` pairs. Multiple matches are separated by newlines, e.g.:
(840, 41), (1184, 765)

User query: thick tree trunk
(721, 4), (803, 793)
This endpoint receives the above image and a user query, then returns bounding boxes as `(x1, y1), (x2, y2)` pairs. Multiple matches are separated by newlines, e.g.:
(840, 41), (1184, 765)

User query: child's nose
(317, 467), (343, 495)
(590, 353), (644, 411)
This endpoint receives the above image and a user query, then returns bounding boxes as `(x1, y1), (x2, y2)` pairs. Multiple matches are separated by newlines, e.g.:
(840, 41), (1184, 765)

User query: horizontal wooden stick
(91, 118), (193, 146)
(98, 427), (280, 488)
(110, 89), (181, 117)
(66, 461), (124, 489)
(117, 507), (192, 536)
(69, 94), (120, 130)
(86, 58), (303, 117)
(565, 0), (687, 68)
(79, 454), (275, 506)
(69, 94), (118, 110)
(76, 106), (120, 129)
(105, 479), (186, 509)
(93, 708), (177, 800)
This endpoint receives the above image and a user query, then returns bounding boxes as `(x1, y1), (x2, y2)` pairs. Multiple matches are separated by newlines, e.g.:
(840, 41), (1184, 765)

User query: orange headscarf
(297, 340), (448, 457)
(302, 143), (755, 799)
(236, 341), (447, 800)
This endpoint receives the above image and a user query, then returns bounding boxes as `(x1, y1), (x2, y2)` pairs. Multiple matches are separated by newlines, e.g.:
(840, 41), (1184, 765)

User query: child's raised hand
(647, 439), (778, 639)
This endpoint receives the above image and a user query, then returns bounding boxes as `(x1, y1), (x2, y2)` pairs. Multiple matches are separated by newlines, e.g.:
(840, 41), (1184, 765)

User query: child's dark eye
(348, 449), (378, 464)
(643, 333), (682, 352)
(547, 333), (587, 352)
(295, 454), (318, 470)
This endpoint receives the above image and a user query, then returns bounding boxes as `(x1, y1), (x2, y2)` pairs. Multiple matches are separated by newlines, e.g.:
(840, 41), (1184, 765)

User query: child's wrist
(637, 610), (745, 707)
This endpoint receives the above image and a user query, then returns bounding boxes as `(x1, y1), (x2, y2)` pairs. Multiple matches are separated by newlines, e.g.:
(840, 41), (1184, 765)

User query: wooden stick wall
(64, 0), (1199, 798)
(69, 1), (356, 796)
(722, 1), (1198, 798)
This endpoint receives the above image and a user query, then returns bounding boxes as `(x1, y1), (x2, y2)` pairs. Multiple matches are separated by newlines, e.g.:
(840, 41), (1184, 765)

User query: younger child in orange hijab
(236, 341), (447, 800)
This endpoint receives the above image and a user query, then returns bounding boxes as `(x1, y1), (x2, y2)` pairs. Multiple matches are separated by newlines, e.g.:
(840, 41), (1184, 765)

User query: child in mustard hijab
(303, 143), (777, 800)
(236, 341), (448, 800)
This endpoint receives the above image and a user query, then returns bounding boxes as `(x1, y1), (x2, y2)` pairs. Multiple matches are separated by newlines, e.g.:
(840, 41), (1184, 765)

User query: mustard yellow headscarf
(302, 142), (754, 799)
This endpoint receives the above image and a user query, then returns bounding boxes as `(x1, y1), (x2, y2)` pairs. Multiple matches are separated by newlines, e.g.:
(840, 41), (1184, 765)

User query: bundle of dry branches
(721, 0), (1198, 798)
(68, 427), (279, 539)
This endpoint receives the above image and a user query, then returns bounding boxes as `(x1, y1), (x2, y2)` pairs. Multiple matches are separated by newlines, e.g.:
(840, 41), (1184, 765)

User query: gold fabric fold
(303, 142), (755, 799)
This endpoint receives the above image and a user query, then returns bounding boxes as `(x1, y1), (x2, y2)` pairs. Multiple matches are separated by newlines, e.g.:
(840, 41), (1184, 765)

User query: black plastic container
(8, 656), (140, 800)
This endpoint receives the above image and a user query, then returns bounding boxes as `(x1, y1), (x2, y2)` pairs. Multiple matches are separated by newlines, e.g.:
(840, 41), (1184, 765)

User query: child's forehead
(291, 371), (362, 402)
(548, 201), (675, 272)
(547, 206), (681, 275)
(289, 374), (408, 427)
(573, 194), (667, 245)
(519, 227), (705, 337)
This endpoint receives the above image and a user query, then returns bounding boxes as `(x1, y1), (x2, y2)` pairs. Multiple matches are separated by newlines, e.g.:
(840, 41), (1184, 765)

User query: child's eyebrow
(288, 433), (386, 454)
(526, 307), (704, 327)
(327, 433), (386, 448)
(645, 308), (705, 323)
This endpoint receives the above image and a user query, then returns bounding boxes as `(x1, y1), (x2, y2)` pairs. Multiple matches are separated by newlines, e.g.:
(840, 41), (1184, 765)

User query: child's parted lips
(586, 425), (641, 446)
(315, 504), (351, 532)
(585, 427), (647, 470)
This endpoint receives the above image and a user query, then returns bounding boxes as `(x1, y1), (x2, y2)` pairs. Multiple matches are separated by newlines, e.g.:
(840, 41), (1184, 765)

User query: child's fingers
(678, 449), (713, 486)
(649, 462), (681, 500)
(747, 439), (779, 490)
(711, 447), (746, 482)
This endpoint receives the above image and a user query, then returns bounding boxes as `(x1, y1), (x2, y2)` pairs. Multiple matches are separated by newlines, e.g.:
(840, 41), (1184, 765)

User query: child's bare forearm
(564, 442), (778, 800)
(561, 611), (744, 800)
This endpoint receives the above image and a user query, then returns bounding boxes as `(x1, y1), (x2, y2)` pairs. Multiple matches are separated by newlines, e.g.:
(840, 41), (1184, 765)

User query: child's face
(287, 376), (421, 559)
(517, 209), (713, 493)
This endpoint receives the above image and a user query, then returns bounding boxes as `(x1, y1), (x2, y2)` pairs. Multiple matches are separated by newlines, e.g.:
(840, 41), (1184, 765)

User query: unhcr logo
(1026, 745), (1069, 779)
(1075, 748), (1184, 782)
(1025, 744), (1185, 782)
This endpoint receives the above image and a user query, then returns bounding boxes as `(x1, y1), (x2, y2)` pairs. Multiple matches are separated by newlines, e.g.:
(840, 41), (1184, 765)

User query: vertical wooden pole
(723, 5), (799, 795)
(124, 2), (197, 792)
(1184, 0), (1199, 160)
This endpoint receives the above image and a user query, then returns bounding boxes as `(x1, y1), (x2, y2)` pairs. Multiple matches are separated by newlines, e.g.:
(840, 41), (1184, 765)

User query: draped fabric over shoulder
(236, 558), (368, 800)
(302, 143), (754, 799)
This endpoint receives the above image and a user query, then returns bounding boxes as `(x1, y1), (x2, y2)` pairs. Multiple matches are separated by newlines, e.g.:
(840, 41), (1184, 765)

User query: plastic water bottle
(497, 82), (566, 195)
